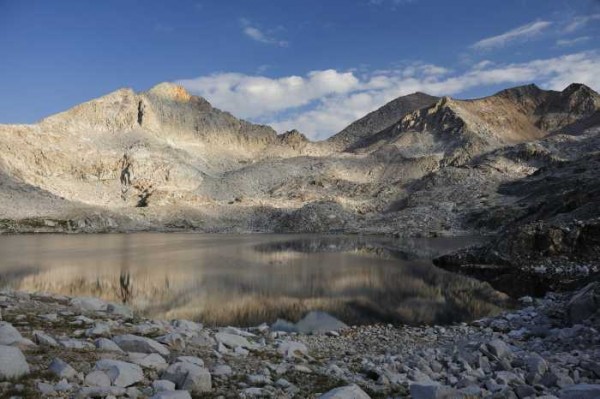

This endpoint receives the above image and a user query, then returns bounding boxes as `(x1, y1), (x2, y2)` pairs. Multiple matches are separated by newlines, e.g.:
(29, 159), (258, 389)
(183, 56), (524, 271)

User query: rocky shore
(0, 280), (599, 399)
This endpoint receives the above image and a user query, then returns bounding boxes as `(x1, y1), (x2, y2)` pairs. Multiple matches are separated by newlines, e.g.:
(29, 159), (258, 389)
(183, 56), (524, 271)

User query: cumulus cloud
(178, 51), (600, 140)
(471, 20), (552, 50)
(178, 70), (359, 118)
(240, 19), (288, 47)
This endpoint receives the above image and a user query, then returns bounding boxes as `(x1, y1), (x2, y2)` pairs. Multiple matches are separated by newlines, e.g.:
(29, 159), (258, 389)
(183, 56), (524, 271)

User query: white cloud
(178, 70), (359, 118)
(471, 20), (552, 50)
(563, 14), (600, 33)
(178, 51), (600, 140)
(556, 36), (591, 47)
(240, 19), (288, 47)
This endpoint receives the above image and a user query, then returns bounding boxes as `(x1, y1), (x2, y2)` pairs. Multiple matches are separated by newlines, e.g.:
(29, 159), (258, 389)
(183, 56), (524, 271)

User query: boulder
(295, 311), (348, 334)
(212, 364), (233, 377)
(70, 297), (108, 311)
(113, 334), (170, 355)
(74, 386), (127, 399)
(84, 370), (111, 387)
(157, 333), (186, 350)
(318, 384), (371, 399)
(85, 323), (111, 338)
(567, 283), (600, 324)
(49, 358), (78, 379)
(33, 330), (59, 347)
(107, 303), (134, 318)
(215, 332), (252, 349)
(559, 384), (600, 399)
(95, 338), (125, 353)
(0, 345), (30, 380)
(152, 379), (176, 392)
(410, 382), (461, 399)
(162, 362), (212, 393)
(94, 359), (144, 388)
(128, 352), (167, 371)
(277, 341), (309, 359)
(0, 322), (24, 345)
(150, 391), (192, 399)
(484, 339), (513, 360)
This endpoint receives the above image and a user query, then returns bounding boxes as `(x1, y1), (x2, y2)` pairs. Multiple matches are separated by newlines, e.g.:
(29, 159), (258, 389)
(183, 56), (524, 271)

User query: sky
(0, 0), (599, 139)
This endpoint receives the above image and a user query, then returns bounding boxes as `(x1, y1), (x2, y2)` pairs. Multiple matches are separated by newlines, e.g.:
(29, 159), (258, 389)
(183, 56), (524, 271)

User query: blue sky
(0, 0), (599, 138)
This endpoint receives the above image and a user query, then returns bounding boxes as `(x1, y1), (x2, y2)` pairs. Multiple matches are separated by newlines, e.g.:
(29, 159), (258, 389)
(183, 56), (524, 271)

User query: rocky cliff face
(0, 82), (598, 260)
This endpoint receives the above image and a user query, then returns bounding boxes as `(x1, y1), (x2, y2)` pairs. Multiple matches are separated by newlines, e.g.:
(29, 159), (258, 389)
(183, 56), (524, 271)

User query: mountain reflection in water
(0, 233), (507, 326)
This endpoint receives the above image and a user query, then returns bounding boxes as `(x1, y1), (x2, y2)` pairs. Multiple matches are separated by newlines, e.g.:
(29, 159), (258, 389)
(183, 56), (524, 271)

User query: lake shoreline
(1, 282), (599, 398)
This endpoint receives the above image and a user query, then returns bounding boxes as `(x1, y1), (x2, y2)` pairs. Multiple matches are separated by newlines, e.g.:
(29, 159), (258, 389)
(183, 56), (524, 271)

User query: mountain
(328, 92), (439, 150)
(0, 82), (598, 260)
(344, 84), (600, 163)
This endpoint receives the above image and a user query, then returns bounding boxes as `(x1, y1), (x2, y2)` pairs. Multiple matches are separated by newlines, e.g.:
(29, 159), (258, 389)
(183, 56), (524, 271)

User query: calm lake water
(0, 233), (507, 326)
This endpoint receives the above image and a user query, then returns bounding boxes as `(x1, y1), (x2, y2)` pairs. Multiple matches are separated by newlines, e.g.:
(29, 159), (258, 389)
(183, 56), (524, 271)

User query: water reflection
(0, 233), (507, 326)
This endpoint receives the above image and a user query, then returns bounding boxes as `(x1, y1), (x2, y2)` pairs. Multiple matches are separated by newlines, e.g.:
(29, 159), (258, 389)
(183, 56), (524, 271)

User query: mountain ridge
(0, 82), (597, 250)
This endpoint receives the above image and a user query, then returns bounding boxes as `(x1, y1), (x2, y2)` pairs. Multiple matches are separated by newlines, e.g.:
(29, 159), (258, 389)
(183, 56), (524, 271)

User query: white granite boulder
(113, 334), (170, 356)
(94, 359), (144, 388)
(318, 384), (371, 399)
(0, 345), (30, 380)
(162, 361), (212, 393)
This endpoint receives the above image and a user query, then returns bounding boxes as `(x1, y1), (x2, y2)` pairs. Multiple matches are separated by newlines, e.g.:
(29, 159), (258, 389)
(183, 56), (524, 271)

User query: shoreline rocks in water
(0, 283), (598, 398)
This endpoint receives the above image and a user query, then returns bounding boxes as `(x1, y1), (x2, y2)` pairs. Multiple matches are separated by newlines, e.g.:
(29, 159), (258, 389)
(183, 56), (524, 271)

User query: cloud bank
(178, 51), (600, 140)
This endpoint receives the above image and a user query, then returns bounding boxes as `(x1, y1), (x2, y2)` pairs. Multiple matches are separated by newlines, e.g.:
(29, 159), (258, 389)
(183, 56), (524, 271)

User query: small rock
(318, 384), (371, 399)
(49, 358), (78, 379)
(33, 330), (59, 347)
(37, 382), (55, 395)
(74, 386), (127, 399)
(54, 378), (72, 392)
(157, 333), (185, 350)
(176, 356), (204, 367)
(59, 338), (95, 350)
